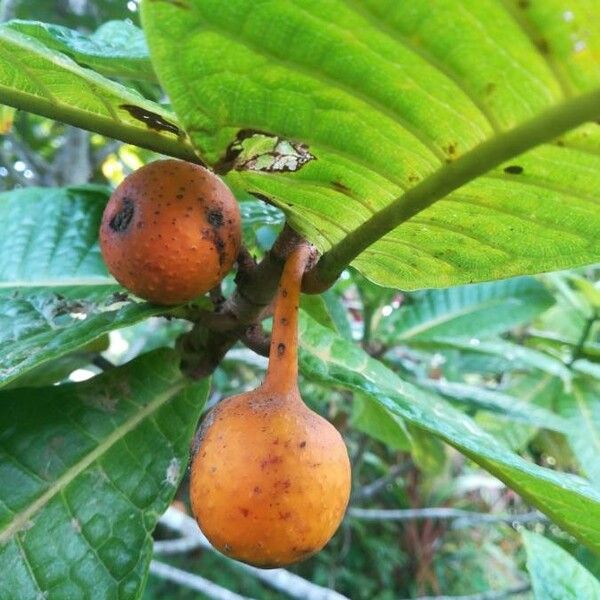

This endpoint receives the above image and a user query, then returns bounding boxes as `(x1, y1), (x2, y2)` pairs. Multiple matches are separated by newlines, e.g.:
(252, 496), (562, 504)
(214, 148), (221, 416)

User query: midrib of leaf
(0, 30), (198, 162)
(312, 88), (600, 287)
(0, 381), (184, 544)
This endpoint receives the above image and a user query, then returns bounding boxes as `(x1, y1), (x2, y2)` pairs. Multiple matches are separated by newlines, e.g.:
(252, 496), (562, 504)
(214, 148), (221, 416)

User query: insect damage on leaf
(120, 104), (182, 136)
(216, 130), (315, 174)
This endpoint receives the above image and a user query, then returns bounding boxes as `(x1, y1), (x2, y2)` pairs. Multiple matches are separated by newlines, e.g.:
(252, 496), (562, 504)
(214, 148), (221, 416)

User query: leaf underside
(142, 0), (600, 289)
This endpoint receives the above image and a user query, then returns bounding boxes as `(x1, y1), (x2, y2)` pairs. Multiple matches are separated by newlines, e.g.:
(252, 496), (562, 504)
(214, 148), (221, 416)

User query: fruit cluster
(100, 160), (350, 566)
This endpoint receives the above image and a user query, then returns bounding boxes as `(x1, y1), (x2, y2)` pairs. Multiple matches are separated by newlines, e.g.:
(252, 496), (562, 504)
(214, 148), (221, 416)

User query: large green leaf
(0, 350), (209, 600)
(523, 531), (600, 599)
(0, 186), (166, 388)
(380, 277), (553, 342)
(297, 312), (600, 553)
(0, 25), (196, 160)
(3, 20), (155, 81)
(558, 378), (600, 487)
(142, 0), (600, 289)
(0, 186), (110, 287)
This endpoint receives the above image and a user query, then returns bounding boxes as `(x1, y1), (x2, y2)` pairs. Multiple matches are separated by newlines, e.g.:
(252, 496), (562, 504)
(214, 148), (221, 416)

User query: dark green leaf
(0, 26), (195, 160)
(0, 350), (209, 600)
(3, 20), (155, 81)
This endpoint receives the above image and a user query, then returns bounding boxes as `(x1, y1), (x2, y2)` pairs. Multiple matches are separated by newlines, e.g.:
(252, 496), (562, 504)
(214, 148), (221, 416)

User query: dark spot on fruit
(176, 194), (184, 200)
(260, 455), (282, 469)
(253, 486), (261, 494)
(282, 289), (288, 297)
(277, 343), (286, 356)
(299, 441), (306, 448)
(207, 209), (224, 228)
(279, 511), (292, 520)
(109, 198), (135, 232)
(280, 317), (288, 325)
(239, 507), (250, 517)
(504, 165), (524, 175)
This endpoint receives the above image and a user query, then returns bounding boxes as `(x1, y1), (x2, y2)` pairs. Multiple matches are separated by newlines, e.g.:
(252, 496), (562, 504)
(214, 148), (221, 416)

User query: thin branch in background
(157, 506), (350, 600)
(352, 463), (409, 502)
(406, 582), (531, 600)
(347, 507), (547, 529)
(149, 560), (254, 600)
(92, 355), (115, 372)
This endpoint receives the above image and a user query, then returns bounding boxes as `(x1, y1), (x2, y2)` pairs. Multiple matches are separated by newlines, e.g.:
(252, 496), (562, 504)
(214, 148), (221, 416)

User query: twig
(405, 582), (531, 600)
(157, 506), (350, 600)
(352, 463), (409, 502)
(92, 356), (115, 371)
(240, 323), (271, 357)
(178, 226), (317, 378)
(149, 560), (254, 600)
(347, 507), (547, 528)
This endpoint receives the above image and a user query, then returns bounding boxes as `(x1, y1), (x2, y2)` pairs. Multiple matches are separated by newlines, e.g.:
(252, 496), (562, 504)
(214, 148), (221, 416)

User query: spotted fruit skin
(190, 388), (351, 568)
(100, 159), (241, 305)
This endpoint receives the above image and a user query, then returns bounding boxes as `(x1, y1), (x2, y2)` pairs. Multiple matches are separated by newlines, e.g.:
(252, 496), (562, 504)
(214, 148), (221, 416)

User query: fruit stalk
(263, 244), (311, 395)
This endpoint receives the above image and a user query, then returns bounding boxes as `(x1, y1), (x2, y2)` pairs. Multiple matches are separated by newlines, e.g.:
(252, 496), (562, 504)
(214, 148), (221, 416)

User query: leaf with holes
(142, 0), (600, 289)
(0, 350), (209, 600)
(0, 25), (195, 160)
(298, 312), (600, 553)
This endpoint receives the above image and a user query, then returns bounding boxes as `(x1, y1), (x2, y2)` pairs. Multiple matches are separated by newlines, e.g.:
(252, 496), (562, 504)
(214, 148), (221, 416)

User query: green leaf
(419, 377), (567, 432)
(4, 20), (155, 81)
(381, 277), (553, 342)
(298, 312), (600, 553)
(351, 393), (411, 451)
(477, 374), (562, 451)
(523, 531), (600, 600)
(0, 286), (165, 389)
(142, 0), (600, 289)
(0, 350), (209, 600)
(558, 378), (600, 487)
(420, 337), (571, 381)
(0, 185), (110, 287)
(0, 25), (195, 160)
(0, 186), (172, 388)
(300, 294), (338, 332)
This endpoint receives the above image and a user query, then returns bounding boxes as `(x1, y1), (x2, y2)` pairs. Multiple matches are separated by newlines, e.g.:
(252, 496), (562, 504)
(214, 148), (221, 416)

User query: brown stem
(263, 244), (312, 394)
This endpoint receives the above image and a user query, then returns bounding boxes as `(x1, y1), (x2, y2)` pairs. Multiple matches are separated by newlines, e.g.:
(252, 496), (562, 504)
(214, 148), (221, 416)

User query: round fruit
(99, 159), (241, 305)
(190, 246), (351, 567)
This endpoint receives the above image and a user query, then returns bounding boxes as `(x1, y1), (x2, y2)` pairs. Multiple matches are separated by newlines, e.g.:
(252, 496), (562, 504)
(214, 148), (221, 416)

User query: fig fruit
(190, 245), (351, 567)
(100, 159), (241, 305)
